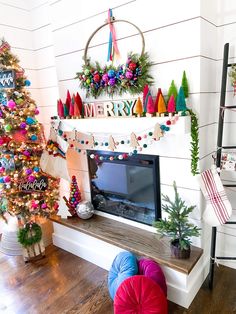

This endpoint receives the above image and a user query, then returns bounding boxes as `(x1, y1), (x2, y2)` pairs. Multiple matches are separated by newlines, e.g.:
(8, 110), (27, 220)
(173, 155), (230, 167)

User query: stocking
(198, 166), (232, 226)
(40, 128), (70, 182)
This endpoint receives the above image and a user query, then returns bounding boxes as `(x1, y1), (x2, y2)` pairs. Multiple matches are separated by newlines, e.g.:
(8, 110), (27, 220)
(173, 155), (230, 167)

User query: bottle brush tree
(154, 182), (201, 251)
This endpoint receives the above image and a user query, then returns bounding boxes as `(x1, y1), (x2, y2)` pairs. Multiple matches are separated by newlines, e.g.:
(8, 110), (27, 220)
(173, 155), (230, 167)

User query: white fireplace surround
(53, 116), (208, 308)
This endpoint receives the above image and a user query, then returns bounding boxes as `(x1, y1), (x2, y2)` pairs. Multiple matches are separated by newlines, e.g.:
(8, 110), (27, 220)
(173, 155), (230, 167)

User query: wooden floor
(0, 245), (236, 314)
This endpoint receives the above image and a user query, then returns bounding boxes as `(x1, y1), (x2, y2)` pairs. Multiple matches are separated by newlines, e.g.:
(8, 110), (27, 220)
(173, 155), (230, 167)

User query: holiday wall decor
(0, 39), (59, 250)
(76, 10), (153, 98)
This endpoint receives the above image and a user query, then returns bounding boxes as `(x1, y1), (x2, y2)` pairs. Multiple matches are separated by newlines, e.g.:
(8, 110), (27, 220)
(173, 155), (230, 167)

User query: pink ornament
(143, 134), (147, 139)
(7, 100), (16, 110)
(28, 175), (35, 182)
(4, 176), (11, 183)
(35, 109), (40, 115)
(0, 167), (5, 173)
(41, 203), (47, 209)
(102, 73), (109, 83)
(31, 201), (38, 209)
(125, 71), (133, 79)
(23, 151), (30, 157)
(20, 129), (27, 135)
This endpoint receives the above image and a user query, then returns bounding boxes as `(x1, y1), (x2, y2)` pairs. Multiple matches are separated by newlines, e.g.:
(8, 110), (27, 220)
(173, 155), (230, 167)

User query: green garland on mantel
(18, 222), (42, 247)
(188, 109), (199, 176)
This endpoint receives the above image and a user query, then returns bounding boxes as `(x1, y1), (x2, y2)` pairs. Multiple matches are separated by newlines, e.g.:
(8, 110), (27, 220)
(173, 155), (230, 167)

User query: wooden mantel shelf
(51, 215), (203, 274)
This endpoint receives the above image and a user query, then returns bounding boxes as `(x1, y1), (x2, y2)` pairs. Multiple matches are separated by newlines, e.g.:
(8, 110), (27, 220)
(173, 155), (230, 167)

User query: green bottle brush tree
(154, 182), (201, 259)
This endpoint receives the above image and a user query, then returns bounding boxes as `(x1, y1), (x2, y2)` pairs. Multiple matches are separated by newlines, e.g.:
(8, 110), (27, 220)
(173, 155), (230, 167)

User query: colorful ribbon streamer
(107, 9), (120, 62)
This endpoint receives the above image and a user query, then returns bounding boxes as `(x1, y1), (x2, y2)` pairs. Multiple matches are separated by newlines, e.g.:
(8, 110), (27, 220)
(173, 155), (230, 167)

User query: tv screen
(88, 151), (160, 225)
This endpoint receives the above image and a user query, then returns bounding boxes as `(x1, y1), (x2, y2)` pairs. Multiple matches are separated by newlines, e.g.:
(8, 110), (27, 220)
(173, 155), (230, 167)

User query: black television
(87, 150), (161, 225)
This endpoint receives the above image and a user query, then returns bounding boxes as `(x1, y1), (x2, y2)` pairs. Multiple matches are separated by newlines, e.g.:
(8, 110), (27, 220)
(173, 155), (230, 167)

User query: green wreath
(18, 222), (42, 247)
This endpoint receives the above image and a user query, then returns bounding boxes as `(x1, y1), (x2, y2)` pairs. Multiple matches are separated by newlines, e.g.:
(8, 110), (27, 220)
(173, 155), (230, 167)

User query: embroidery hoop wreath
(17, 222), (42, 247)
(76, 19), (154, 98)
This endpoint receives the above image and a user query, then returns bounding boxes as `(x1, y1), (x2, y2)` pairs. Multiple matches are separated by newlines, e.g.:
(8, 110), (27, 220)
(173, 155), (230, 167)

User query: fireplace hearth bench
(51, 215), (205, 308)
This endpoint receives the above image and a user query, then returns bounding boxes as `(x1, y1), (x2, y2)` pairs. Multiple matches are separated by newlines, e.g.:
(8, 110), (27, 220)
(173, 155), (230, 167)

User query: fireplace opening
(87, 150), (161, 225)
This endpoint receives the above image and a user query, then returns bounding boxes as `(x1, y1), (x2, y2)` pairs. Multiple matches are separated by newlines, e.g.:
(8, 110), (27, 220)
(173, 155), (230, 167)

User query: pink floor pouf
(114, 275), (168, 314)
(138, 258), (167, 296)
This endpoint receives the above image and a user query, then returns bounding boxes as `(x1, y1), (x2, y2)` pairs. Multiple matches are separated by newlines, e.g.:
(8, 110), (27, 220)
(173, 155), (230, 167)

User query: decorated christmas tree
(68, 175), (81, 216)
(0, 39), (59, 245)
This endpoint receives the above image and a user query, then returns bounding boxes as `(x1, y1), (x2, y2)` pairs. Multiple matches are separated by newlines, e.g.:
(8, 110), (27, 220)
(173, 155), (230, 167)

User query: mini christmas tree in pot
(154, 182), (201, 259)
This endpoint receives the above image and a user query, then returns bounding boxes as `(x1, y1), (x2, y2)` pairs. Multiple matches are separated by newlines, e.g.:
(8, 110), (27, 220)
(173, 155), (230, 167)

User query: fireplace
(87, 150), (161, 225)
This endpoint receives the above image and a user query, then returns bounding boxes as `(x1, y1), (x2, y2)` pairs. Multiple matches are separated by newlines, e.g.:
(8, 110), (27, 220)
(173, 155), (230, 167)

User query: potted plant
(153, 182), (201, 259)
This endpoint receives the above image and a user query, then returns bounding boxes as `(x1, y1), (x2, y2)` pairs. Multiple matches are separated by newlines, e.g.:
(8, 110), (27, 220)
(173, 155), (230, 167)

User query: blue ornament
(0, 177), (4, 183)
(31, 135), (38, 141)
(26, 117), (35, 125)
(58, 130), (63, 136)
(108, 69), (116, 78)
(160, 125), (166, 131)
(34, 167), (39, 172)
(133, 150), (138, 154)
(25, 80), (31, 86)
(165, 126), (170, 131)
(0, 91), (7, 106)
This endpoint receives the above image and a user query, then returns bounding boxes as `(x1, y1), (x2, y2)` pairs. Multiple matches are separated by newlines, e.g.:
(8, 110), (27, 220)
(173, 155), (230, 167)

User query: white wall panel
(35, 46), (56, 68)
(0, 25), (32, 49)
(0, 3), (30, 29)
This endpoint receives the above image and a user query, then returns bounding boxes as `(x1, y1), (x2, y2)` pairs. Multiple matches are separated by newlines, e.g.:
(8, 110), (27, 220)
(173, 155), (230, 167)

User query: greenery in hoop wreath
(76, 52), (154, 98)
(17, 222), (42, 247)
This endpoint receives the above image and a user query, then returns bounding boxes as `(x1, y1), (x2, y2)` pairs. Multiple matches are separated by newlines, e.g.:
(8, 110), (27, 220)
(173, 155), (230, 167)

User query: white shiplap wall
(46, 0), (205, 251)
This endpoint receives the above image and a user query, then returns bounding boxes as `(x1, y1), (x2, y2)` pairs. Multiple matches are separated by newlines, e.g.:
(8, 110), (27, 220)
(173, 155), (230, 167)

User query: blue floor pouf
(108, 251), (138, 300)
